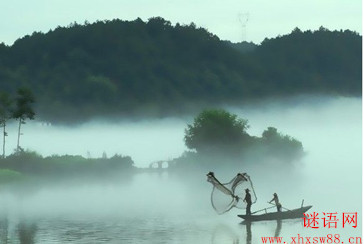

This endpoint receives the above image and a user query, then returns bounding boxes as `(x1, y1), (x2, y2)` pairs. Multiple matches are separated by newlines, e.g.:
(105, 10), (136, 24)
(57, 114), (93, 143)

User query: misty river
(0, 96), (361, 243)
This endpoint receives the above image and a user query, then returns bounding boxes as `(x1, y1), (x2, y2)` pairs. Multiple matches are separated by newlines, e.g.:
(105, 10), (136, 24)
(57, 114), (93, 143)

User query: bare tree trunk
(2, 123), (5, 158)
(17, 119), (22, 153)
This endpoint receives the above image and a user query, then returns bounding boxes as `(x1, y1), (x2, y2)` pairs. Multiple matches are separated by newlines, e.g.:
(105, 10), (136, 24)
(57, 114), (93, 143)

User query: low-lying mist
(4, 118), (188, 167)
(0, 95), (361, 222)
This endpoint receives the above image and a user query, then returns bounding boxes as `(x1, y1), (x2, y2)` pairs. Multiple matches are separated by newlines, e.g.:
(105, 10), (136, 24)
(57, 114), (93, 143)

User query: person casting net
(206, 172), (257, 214)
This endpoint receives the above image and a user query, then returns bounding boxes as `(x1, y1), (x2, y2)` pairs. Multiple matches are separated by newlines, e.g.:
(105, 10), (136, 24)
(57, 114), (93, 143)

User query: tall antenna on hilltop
(238, 12), (250, 42)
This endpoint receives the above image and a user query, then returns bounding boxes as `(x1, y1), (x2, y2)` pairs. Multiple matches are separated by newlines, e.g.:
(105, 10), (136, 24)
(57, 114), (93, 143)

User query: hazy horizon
(1, 95), (360, 168)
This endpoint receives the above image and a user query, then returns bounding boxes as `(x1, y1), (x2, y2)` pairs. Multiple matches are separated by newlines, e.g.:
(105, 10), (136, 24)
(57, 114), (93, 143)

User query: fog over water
(0, 96), (361, 243)
(5, 118), (188, 167)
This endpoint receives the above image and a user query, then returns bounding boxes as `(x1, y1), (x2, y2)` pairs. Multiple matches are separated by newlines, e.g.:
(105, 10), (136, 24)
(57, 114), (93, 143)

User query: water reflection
(18, 220), (37, 244)
(211, 224), (239, 244)
(241, 220), (282, 244)
(210, 220), (283, 244)
(274, 220), (282, 237)
(0, 216), (38, 244)
(0, 216), (8, 244)
(245, 221), (251, 244)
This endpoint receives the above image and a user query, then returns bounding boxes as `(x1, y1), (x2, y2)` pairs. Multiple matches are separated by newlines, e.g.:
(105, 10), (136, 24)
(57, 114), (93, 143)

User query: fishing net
(206, 172), (257, 214)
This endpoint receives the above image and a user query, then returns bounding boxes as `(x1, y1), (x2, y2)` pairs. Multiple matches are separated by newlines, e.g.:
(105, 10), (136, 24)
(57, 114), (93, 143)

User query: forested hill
(0, 18), (361, 123)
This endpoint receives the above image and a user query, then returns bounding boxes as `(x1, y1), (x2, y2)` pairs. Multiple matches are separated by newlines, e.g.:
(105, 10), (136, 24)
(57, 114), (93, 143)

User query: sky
(0, 0), (361, 45)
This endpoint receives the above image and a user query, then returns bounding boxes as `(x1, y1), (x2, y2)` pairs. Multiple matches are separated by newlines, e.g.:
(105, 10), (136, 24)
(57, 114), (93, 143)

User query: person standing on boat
(244, 188), (252, 215)
(269, 193), (282, 212)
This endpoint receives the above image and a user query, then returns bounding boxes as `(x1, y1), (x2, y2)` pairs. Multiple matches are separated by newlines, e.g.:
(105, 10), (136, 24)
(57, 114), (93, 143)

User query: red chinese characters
(343, 212), (358, 228)
(303, 212), (320, 228)
(302, 212), (358, 229)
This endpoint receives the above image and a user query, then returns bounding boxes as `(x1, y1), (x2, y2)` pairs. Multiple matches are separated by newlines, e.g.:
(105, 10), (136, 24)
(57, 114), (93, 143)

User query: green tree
(0, 20), (360, 123)
(261, 127), (304, 161)
(12, 88), (35, 153)
(184, 109), (251, 154)
(0, 92), (12, 158)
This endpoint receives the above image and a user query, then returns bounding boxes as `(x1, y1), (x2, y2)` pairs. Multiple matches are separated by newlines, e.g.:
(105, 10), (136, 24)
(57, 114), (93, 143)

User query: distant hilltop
(0, 18), (361, 123)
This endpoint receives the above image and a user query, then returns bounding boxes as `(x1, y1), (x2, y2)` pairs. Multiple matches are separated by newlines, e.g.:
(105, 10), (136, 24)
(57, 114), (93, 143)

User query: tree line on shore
(0, 108), (304, 185)
(0, 18), (361, 123)
(0, 88), (35, 157)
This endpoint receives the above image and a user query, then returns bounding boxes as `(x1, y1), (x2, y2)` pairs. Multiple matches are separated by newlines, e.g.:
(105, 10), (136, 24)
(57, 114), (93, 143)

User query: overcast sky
(0, 0), (361, 45)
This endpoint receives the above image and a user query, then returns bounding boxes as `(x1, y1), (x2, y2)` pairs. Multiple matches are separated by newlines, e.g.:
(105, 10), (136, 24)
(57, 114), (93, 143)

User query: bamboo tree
(12, 88), (35, 153)
(0, 92), (12, 158)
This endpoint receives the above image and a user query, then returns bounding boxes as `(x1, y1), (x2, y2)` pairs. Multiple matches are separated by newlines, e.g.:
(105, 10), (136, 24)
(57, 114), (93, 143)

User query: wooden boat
(238, 206), (312, 222)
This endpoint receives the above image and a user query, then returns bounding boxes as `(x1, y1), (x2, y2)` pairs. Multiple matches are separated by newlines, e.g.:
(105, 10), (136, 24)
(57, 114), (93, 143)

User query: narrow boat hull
(238, 206), (312, 222)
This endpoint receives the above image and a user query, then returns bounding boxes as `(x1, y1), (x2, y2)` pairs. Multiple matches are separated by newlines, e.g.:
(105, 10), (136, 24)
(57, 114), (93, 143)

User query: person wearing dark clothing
(269, 193), (282, 212)
(244, 188), (252, 215)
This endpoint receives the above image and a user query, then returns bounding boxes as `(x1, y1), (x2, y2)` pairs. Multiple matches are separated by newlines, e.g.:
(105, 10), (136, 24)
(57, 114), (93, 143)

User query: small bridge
(148, 160), (175, 170)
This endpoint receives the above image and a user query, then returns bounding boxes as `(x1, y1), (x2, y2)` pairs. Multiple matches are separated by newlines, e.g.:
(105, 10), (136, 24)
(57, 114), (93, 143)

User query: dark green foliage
(12, 88), (35, 121)
(12, 87), (35, 152)
(3, 150), (44, 173)
(255, 28), (362, 96)
(225, 41), (257, 53)
(260, 127), (304, 162)
(0, 91), (12, 122)
(0, 19), (361, 123)
(0, 91), (12, 157)
(0, 150), (135, 179)
(180, 109), (304, 167)
(0, 169), (23, 184)
(184, 109), (251, 154)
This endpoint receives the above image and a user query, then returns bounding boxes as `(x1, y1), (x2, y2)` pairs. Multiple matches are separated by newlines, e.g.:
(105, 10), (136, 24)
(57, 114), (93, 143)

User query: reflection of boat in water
(238, 206), (312, 222)
(241, 219), (283, 244)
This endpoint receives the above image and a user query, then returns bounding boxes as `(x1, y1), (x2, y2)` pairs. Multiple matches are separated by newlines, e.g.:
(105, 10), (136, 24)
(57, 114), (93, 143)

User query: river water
(0, 96), (361, 243)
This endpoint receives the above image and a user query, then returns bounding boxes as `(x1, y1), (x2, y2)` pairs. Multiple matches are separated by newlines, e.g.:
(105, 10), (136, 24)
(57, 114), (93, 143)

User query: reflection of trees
(211, 224), (239, 244)
(0, 216), (8, 244)
(17, 221), (37, 244)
